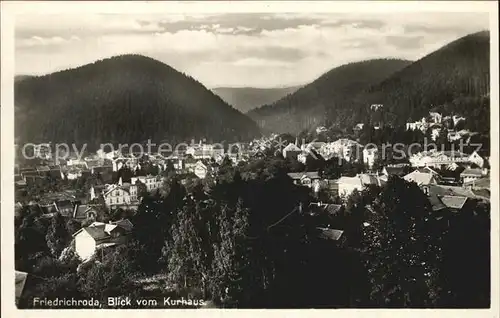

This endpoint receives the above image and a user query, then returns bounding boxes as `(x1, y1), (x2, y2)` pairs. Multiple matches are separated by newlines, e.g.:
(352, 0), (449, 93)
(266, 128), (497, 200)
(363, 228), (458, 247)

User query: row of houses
(283, 139), (377, 167)
(409, 149), (486, 168)
(287, 163), (489, 199)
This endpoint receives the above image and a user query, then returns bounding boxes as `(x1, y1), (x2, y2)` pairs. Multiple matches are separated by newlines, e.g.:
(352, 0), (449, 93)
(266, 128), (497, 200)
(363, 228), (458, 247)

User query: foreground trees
(15, 156), (490, 308)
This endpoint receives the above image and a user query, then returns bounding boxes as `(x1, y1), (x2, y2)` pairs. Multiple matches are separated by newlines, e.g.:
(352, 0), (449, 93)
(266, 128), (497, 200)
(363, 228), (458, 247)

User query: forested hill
(247, 58), (412, 134)
(15, 75), (34, 83)
(357, 30), (490, 129)
(212, 86), (301, 113)
(248, 31), (490, 135)
(15, 54), (261, 148)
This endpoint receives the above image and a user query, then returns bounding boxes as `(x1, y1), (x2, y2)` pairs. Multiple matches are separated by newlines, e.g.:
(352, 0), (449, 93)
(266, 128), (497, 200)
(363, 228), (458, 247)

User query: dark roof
(472, 189), (490, 199)
(428, 194), (447, 211)
(287, 172), (320, 180)
(461, 168), (483, 177)
(20, 167), (36, 173)
(112, 219), (134, 232)
(427, 184), (478, 199)
(15, 180), (27, 187)
(21, 170), (38, 177)
(324, 204), (343, 216)
(36, 166), (50, 172)
(464, 176), (489, 189)
(86, 160), (101, 169)
(415, 166), (440, 176)
(317, 228), (344, 241)
(73, 204), (88, 220)
(82, 226), (109, 241)
(39, 203), (58, 214)
(73, 204), (98, 220)
(383, 166), (407, 176)
(92, 165), (113, 173)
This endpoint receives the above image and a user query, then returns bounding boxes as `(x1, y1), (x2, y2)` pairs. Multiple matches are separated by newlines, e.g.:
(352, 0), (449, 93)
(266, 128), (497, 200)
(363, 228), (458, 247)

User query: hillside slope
(249, 31), (490, 135)
(212, 86), (301, 113)
(15, 54), (261, 148)
(359, 31), (490, 128)
(248, 58), (412, 134)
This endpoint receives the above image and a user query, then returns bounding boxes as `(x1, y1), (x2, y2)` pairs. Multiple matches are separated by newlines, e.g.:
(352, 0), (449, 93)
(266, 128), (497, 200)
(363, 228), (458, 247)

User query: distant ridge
(212, 86), (302, 113)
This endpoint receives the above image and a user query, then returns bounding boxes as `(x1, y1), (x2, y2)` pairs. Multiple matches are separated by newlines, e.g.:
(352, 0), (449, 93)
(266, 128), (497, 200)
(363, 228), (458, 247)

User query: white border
(1, 1), (499, 318)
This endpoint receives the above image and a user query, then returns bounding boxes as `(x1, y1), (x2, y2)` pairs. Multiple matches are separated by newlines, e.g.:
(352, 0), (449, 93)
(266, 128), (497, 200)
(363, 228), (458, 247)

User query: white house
(65, 167), (83, 180)
(337, 174), (384, 198)
(430, 126), (442, 141)
(66, 158), (87, 167)
(72, 220), (133, 261)
(409, 150), (471, 168)
(316, 126), (328, 134)
(429, 112), (442, 124)
(193, 161), (209, 179)
(287, 172), (321, 192)
(320, 139), (363, 162)
(297, 152), (308, 164)
(353, 123), (365, 132)
(131, 175), (163, 192)
(406, 118), (428, 132)
(102, 184), (139, 210)
(460, 168), (486, 184)
(403, 171), (438, 185)
(468, 151), (485, 168)
(33, 143), (52, 160)
(452, 115), (466, 127)
(282, 143), (301, 160)
(362, 147), (379, 169)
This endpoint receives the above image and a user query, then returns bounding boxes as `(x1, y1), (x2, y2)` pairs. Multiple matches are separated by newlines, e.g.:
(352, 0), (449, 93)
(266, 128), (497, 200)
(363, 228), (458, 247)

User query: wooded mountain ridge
(15, 54), (261, 148)
(248, 31), (490, 135)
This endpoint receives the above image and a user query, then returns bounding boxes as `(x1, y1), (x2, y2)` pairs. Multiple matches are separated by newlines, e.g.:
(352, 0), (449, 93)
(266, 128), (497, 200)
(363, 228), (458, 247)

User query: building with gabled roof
(102, 183), (139, 210)
(403, 171), (438, 186)
(287, 172), (321, 191)
(460, 168), (486, 184)
(282, 143), (301, 160)
(72, 204), (99, 221)
(463, 176), (490, 190)
(439, 195), (469, 210)
(72, 220), (133, 260)
(382, 164), (410, 177)
(316, 227), (347, 247)
(338, 174), (385, 197)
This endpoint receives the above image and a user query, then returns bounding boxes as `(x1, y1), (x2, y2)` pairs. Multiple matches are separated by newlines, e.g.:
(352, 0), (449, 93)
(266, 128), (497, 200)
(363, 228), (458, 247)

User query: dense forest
(212, 86), (301, 113)
(248, 58), (412, 134)
(15, 55), (261, 149)
(249, 31), (490, 135)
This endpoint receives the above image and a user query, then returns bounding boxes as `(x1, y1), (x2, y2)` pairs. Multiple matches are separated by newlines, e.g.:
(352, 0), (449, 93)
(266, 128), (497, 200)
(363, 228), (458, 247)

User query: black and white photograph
(1, 0), (498, 314)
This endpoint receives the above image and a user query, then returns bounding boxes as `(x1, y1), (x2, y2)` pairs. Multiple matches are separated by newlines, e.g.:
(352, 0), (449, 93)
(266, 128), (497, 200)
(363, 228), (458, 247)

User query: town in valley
(11, 9), (492, 310)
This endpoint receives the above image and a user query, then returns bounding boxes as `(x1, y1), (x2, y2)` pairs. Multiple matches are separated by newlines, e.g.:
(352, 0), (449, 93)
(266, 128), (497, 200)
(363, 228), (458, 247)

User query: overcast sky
(15, 12), (489, 88)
